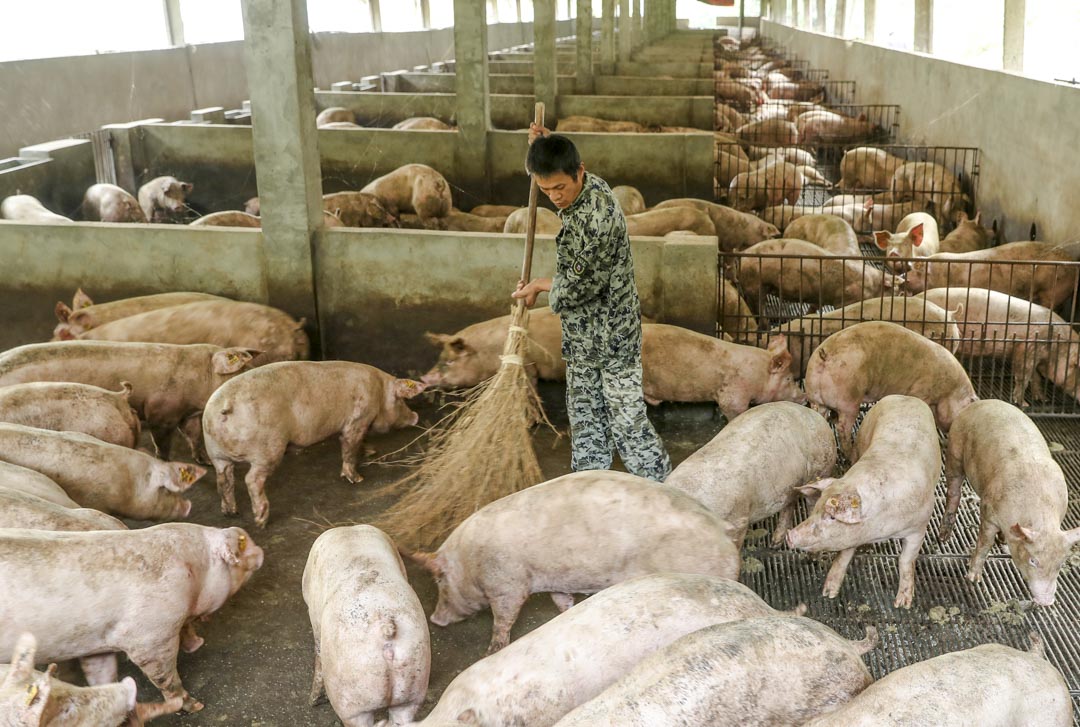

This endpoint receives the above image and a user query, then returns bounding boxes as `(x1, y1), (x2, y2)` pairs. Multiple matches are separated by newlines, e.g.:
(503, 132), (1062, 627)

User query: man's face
(535, 164), (585, 210)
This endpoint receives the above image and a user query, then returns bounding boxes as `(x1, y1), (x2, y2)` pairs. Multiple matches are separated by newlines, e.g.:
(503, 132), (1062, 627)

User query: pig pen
(719, 247), (1080, 721)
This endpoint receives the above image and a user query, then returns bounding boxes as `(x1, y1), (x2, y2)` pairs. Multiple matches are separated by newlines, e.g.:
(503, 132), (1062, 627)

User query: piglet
(0, 381), (140, 448)
(203, 361), (425, 527)
(787, 395), (941, 607)
(407, 470), (740, 654)
(665, 402), (835, 548)
(303, 525), (429, 727)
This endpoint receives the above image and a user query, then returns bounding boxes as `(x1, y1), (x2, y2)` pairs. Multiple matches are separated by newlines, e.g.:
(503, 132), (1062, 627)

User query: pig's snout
(407, 410), (420, 427)
(247, 544), (266, 571)
(420, 371), (443, 387)
(1030, 581), (1058, 607)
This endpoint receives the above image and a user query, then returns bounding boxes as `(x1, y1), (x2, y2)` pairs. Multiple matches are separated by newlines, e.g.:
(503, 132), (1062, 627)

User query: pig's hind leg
(967, 514), (999, 583)
(823, 547), (856, 598)
(128, 635), (200, 712)
(308, 648), (325, 706)
(894, 531), (925, 608)
(388, 702), (421, 725)
(487, 591), (529, 654)
(179, 414), (210, 465)
(339, 413), (374, 484)
(79, 653), (119, 684)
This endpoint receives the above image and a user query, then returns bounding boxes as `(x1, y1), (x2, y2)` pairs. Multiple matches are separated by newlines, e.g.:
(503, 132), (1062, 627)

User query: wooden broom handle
(519, 102), (546, 287)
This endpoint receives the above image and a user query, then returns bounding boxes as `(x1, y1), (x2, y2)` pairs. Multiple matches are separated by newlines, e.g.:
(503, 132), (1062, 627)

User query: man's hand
(511, 277), (552, 308)
(528, 123), (550, 145)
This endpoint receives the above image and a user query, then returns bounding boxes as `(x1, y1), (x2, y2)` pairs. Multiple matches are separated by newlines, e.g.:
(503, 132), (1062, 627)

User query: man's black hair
(526, 134), (582, 179)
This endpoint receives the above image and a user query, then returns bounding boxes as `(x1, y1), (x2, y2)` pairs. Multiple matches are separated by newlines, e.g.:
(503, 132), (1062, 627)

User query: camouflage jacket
(548, 172), (642, 364)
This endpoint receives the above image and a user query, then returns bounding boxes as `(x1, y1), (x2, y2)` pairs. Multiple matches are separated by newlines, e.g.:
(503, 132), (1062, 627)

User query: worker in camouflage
(512, 128), (671, 481)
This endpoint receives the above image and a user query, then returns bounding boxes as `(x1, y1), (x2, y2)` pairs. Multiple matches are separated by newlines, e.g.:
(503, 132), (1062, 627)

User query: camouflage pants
(565, 358), (672, 482)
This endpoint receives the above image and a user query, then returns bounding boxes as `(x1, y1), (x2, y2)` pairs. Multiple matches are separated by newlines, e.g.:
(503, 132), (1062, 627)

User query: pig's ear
(448, 337), (471, 354)
(424, 332), (452, 347)
(1010, 523), (1038, 543)
(796, 477), (834, 497)
(873, 231), (891, 249)
(3, 633), (36, 688)
(393, 378), (426, 399)
(214, 530), (244, 566)
(293, 317), (307, 331)
(212, 348), (261, 374)
(20, 665), (53, 723)
(826, 493), (863, 524)
(973, 210), (982, 225)
(769, 345), (792, 373)
(909, 223), (925, 247)
(180, 182), (194, 194)
(73, 288), (93, 309)
(455, 709), (480, 725)
(167, 462), (207, 492)
(55, 301), (72, 322)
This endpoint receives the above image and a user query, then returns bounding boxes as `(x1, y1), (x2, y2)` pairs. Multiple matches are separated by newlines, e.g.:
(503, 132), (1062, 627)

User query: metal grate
(70, 129), (117, 186)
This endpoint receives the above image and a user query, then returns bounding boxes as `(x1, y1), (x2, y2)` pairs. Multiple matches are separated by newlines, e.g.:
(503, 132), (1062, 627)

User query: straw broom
(376, 102), (550, 550)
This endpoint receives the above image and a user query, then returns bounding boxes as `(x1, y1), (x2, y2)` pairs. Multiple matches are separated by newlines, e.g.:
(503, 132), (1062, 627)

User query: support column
(576, 0), (594, 91)
(600, 0), (616, 74)
(240, 0), (322, 328)
(914, 0), (932, 52)
(454, 0), (491, 198)
(163, 0), (185, 45)
(534, 0), (558, 118)
(1003, 0), (1025, 71)
(814, 0), (825, 31)
(738, 0), (745, 37)
(370, 0), (382, 31)
(863, 0), (875, 42)
(617, 0), (632, 61)
(634, 0), (643, 49)
(420, 0), (432, 28)
(515, 0), (522, 22)
(834, 0), (846, 35)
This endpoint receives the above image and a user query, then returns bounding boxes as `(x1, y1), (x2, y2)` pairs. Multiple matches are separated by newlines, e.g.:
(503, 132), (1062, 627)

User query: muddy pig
(940, 210), (994, 253)
(81, 184), (147, 223)
(0, 381), (140, 448)
(503, 206), (562, 234)
(189, 210), (262, 227)
(874, 211), (940, 271)
(640, 324), (805, 419)
(624, 207), (715, 237)
(137, 177), (193, 223)
(0, 194), (73, 223)
(407, 470), (740, 653)
(939, 400), (1080, 606)
(0, 524), (262, 712)
(203, 361), (425, 527)
(53, 290), (226, 338)
(361, 163), (452, 221)
(554, 617), (876, 727)
(652, 198), (780, 252)
(304, 526), (429, 727)
(611, 185), (645, 215)
(803, 636), (1071, 727)
(666, 402), (835, 548)
(0, 423), (201, 520)
(838, 146), (906, 191)
(414, 574), (805, 727)
(322, 191), (398, 228)
(392, 116), (452, 130)
(728, 161), (803, 210)
(784, 213), (860, 255)
(788, 395), (941, 606)
(805, 322), (977, 459)
(316, 107), (355, 126)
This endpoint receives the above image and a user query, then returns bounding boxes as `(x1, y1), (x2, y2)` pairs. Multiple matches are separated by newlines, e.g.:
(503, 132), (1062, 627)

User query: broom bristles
(374, 304), (549, 550)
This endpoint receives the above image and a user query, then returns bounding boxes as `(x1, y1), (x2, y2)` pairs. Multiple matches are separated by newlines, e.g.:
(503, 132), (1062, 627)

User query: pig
(611, 185), (645, 215)
(902, 240), (1080, 309)
(775, 296), (961, 376)
(243, 197), (261, 215)
(734, 118), (799, 146)
(322, 191), (398, 228)
(320, 121), (363, 129)
(65, 300), (309, 363)
(838, 146), (907, 192)
(81, 184), (147, 223)
(760, 203), (820, 229)
(554, 116), (645, 133)
(640, 324), (805, 419)
(361, 163), (452, 221)
(714, 79), (763, 108)
(0, 460), (79, 508)
(939, 400), (1080, 605)
(784, 213), (860, 255)
(718, 278), (756, 342)
(503, 207), (562, 234)
(0, 341), (257, 461)
(137, 177), (193, 223)
(0, 381), (140, 448)
(714, 103), (747, 132)
(0, 194), (73, 223)
(753, 145), (816, 167)
(798, 163), (833, 187)
(802, 636), (1072, 727)
(468, 204), (518, 218)
(915, 287), (1079, 404)
(624, 207), (715, 237)
(653, 198), (780, 252)
(728, 161), (803, 211)
(0, 489), (126, 532)
(316, 107), (355, 126)
(890, 161), (971, 224)
(788, 395), (941, 606)
(658, 126), (710, 134)
(407, 470), (741, 653)
(203, 361), (425, 527)
(804, 322), (978, 460)
(53, 290), (226, 338)
(189, 210), (262, 227)
(873, 211), (940, 271)
(554, 617), (877, 727)
(940, 210), (994, 253)
(765, 79), (827, 102)
(0, 523), (263, 712)
(303, 526), (430, 727)
(797, 110), (879, 144)
(392, 117), (453, 130)
(0, 423), (201, 520)
(715, 150), (752, 187)
(408, 209), (506, 232)
(665, 402), (835, 548)
(413, 574), (805, 727)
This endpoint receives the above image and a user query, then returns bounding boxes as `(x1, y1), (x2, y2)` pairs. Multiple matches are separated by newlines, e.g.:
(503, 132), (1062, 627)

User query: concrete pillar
(576, 0), (594, 91)
(617, 0), (632, 61)
(634, 0), (643, 48)
(600, 0), (615, 74)
(454, 0), (490, 197)
(863, 0), (875, 41)
(163, 0), (185, 45)
(814, 0), (825, 31)
(515, 0), (523, 22)
(420, 0), (432, 28)
(914, 0), (932, 53)
(240, 0), (322, 329)
(534, 0), (558, 118)
(1003, 0), (1025, 71)
(834, 0), (846, 35)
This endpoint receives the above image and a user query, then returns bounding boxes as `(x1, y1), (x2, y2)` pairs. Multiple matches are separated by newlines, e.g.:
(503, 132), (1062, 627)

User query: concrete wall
(761, 19), (1080, 245)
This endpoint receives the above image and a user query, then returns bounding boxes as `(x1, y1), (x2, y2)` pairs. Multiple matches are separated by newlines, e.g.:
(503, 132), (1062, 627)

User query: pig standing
(554, 617), (877, 727)
(784, 213), (860, 255)
(0, 524), (263, 712)
(873, 211), (940, 272)
(361, 164), (452, 221)
(838, 147), (906, 192)
(611, 186), (645, 215)
(939, 400), (1080, 605)
(81, 184), (146, 223)
(414, 574), (805, 727)
(137, 177), (193, 223)
(0, 423), (201, 520)
(0, 489), (126, 532)
(804, 322), (977, 458)
(728, 161), (803, 211)
(503, 207), (561, 234)
(0, 194), (73, 223)
(940, 210), (993, 253)
(303, 526), (430, 727)
(53, 290), (225, 338)
(407, 470), (740, 653)
(624, 207), (715, 237)
(665, 402), (835, 548)
(652, 198), (780, 252)
(202, 361), (425, 527)
(787, 395), (941, 606)
(640, 324), (805, 419)
(0, 381), (140, 448)
(802, 636), (1072, 727)
(0, 460), (78, 507)
(322, 191), (398, 228)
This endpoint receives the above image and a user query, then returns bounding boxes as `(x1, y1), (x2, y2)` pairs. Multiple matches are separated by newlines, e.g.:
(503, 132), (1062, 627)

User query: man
(512, 125), (671, 481)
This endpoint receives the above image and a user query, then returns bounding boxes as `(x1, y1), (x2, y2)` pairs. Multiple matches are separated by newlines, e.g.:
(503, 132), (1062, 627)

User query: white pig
(873, 211), (940, 272)
(784, 213), (860, 255)
(0, 490), (126, 532)
(0, 381), (140, 448)
(0, 460), (78, 507)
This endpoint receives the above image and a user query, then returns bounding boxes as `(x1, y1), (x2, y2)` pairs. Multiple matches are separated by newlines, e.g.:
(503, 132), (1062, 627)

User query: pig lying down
(0, 381), (140, 448)
(0, 488), (126, 532)
(53, 290), (225, 338)
(0, 194), (73, 223)
(407, 470), (740, 654)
